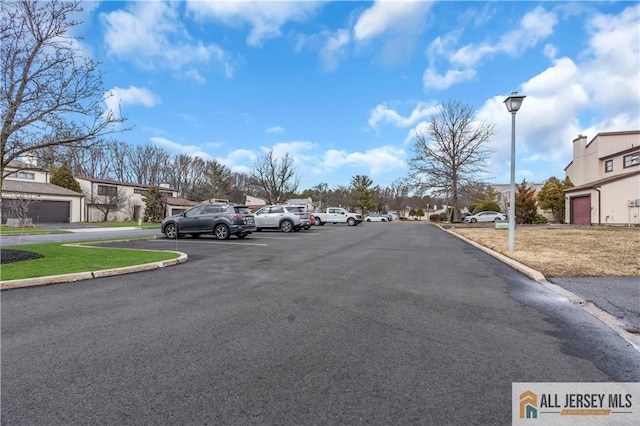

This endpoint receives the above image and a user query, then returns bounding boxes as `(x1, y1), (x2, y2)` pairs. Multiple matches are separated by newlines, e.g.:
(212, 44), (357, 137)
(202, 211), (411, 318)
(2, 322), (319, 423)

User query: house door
(570, 196), (591, 225)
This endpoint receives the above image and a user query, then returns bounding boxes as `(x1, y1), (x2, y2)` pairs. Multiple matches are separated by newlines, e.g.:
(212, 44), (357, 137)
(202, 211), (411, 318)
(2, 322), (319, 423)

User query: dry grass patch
(446, 225), (640, 277)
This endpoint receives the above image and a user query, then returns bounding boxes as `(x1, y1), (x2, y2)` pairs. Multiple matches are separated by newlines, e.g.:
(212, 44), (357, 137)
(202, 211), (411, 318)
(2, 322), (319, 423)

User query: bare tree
(189, 160), (232, 201)
(409, 100), (494, 221)
(4, 194), (36, 226)
(250, 150), (299, 204)
(1, 0), (126, 189)
(228, 171), (252, 204)
(389, 178), (410, 217)
(312, 182), (329, 210)
(84, 187), (131, 222)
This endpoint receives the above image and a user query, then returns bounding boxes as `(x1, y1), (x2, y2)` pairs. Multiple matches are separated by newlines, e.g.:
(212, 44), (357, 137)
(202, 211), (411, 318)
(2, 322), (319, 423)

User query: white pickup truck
(313, 207), (363, 226)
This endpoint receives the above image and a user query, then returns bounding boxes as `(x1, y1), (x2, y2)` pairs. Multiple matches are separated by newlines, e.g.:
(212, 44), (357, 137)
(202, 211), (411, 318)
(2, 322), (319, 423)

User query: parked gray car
(161, 203), (256, 239)
(253, 205), (310, 232)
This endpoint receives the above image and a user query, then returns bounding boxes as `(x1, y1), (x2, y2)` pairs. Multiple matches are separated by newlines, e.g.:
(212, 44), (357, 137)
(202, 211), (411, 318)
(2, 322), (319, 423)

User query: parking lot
(3, 222), (639, 425)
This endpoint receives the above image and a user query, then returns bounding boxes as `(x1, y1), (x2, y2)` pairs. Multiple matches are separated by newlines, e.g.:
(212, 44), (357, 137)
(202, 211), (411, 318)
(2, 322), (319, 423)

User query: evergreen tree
(537, 176), (574, 223)
(143, 187), (167, 222)
(349, 175), (377, 215)
(515, 179), (537, 224)
(50, 164), (81, 192)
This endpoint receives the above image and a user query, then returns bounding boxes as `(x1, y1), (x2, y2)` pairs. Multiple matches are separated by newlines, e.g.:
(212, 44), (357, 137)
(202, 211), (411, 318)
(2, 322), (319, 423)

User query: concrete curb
(437, 224), (640, 351)
(0, 244), (188, 290)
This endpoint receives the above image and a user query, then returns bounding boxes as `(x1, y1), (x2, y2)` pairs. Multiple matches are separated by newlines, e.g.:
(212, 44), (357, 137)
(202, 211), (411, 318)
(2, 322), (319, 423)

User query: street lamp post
(503, 92), (526, 252)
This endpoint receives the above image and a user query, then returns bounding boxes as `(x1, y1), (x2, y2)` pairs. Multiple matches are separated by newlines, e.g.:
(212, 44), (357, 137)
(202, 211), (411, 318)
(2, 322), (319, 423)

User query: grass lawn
(0, 242), (180, 281)
(445, 224), (640, 277)
(0, 225), (68, 236)
(78, 221), (161, 229)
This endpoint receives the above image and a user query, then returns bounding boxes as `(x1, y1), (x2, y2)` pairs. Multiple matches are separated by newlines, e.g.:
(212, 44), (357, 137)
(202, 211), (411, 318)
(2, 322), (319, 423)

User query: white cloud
(404, 121), (430, 145)
(450, 6), (558, 68)
(543, 44), (558, 59)
(264, 141), (316, 163)
(320, 29), (350, 72)
(186, 0), (322, 46)
(580, 4), (640, 129)
(150, 136), (211, 159)
(104, 86), (159, 119)
(423, 68), (476, 91)
(369, 102), (439, 129)
(101, 1), (233, 79)
(266, 126), (285, 134)
(352, 0), (433, 65)
(424, 5), (558, 92)
(321, 146), (406, 176)
(353, 0), (432, 42)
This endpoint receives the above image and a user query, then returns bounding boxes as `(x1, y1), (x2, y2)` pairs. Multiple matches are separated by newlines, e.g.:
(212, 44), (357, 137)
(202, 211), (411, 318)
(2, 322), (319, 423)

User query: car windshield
(234, 207), (251, 214)
(286, 206), (305, 212)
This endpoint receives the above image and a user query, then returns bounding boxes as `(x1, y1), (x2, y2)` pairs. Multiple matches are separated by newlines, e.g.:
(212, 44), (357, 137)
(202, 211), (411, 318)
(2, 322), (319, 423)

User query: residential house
(1, 160), (84, 224)
(75, 177), (197, 222)
(285, 198), (315, 212)
(245, 195), (267, 211)
(490, 182), (554, 221)
(564, 131), (640, 225)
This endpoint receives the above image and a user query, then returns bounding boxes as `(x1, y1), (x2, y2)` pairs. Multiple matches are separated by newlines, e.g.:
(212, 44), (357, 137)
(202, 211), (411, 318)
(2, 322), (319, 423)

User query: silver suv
(161, 203), (256, 240)
(253, 205), (311, 233)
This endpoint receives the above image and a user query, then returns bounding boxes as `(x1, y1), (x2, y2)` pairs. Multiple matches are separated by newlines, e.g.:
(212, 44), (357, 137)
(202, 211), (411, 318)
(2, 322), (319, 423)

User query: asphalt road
(2, 223), (639, 425)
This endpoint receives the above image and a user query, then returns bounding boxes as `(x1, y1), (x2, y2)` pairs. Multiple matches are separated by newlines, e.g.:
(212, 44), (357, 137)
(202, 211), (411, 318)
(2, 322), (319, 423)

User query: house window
(16, 171), (35, 180)
(97, 185), (117, 196)
(623, 152), (639, 168)
(134, 188), (146, 195)
(604, 159), (613, 173)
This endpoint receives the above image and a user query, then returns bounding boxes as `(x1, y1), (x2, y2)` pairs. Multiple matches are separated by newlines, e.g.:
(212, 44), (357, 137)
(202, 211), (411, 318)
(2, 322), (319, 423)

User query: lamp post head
(504, 91), (526, 113)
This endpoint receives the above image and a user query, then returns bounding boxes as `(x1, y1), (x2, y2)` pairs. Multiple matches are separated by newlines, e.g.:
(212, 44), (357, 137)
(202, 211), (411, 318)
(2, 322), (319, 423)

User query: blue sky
(76, 1), (639, 191)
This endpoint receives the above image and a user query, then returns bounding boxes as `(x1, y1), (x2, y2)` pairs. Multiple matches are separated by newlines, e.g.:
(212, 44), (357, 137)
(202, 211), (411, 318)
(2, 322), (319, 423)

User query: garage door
(1, 199), (70, 224)
(570, 196), (591, 225)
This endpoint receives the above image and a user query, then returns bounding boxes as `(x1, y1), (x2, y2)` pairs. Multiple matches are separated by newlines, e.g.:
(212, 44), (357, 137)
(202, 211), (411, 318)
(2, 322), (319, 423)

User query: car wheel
(347, 218), (356, 226)
(164, 223), (178, 239)
(382, 219), (386, 222)
(191, 233), (201, 238)
(366, 219), (371, 222)
(256, 227), (262, 232)
(470, 218), (477, 223)
(493, 218), (501, 222)
(214, 224), (230, 240)
(280, 220), (293, 233)
(303, 225), (310, 230)
(237, 233), (247, 239)
(314, 218), (321, 226)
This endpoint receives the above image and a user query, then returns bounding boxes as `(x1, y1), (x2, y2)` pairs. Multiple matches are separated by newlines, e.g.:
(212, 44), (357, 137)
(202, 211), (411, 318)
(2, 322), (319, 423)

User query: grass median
(1, 242), (180, 281)
(444, 224), (639, 277)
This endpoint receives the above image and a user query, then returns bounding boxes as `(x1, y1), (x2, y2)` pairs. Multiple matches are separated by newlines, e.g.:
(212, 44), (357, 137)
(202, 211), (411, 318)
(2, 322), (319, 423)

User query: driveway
(2, 223), (639, 424)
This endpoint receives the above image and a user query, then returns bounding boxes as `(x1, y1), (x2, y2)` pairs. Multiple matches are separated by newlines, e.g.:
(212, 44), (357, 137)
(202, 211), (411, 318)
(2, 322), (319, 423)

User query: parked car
(463, 211), (507, 223)
(313, 207), (362, 226)
(364, 213), (388, 222)
(253, 205), (311, 232)
(161, 203), (256, 239)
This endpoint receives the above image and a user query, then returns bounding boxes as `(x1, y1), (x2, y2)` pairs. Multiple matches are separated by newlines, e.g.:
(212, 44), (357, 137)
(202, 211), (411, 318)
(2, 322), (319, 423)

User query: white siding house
(1, 161), (84, 224)
(75, 177), (195, 222)
(564, 131), (640, 225)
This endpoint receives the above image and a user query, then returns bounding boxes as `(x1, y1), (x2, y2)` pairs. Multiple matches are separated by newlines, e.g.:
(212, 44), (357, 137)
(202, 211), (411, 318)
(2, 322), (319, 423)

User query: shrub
(533, 214), (548, 224)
